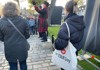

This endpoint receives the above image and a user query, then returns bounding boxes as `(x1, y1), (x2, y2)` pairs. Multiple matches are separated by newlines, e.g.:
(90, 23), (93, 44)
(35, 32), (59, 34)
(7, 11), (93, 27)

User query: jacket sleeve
(55, 23), (69, 50)
(0, 29), (4, 42)
(34, 6), (46, 15)
(24, 20), (30, 39)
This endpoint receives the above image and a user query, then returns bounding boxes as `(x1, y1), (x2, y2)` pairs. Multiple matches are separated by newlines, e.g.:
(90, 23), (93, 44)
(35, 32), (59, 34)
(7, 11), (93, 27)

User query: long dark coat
(0, 16), (30, 62)
(55, 13), (85, 51)
(34, 6), (48, 32)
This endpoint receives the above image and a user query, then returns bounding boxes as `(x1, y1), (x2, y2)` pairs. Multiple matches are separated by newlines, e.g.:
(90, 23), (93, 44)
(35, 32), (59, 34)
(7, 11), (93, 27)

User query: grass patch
(48, 26), (100, 70)
(48, 26), (60, 38)
(78, 60), (97, 70)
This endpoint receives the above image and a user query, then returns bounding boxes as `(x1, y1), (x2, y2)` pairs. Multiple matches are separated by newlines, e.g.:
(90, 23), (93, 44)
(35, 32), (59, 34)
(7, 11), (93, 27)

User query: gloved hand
(32, 1), (36, 5)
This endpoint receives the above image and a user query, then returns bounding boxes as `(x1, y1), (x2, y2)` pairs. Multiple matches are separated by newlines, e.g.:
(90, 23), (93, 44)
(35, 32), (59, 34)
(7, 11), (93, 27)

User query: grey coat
(0, 16), (30, 62)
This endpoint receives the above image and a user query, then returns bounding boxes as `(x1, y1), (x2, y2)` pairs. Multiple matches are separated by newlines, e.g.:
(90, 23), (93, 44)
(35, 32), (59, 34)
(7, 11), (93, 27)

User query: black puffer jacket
(0, 16), (30, 62)
(55, 14), (85, 51)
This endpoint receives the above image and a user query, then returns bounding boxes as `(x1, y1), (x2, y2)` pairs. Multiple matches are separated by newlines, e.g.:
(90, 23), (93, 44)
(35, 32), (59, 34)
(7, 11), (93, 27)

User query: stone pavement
(0, 35), (60, 70)
(0, 35), (81, 70)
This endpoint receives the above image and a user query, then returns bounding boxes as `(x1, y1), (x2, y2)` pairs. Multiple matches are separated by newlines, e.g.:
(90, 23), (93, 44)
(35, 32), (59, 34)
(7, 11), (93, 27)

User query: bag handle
(7, 18), (26, 39)
(64, 22), (70, 41)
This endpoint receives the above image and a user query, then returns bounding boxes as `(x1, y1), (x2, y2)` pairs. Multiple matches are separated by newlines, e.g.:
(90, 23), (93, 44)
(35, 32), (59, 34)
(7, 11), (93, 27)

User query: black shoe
(40, 38), (43, 40)
(38, 37), (42, 38)
(41, 40), (47, 42)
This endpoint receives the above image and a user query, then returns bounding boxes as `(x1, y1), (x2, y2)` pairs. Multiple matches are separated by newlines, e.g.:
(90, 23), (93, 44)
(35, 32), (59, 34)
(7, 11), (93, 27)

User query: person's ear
(73, 5), (78, 13)
(65, 8), (69, 15)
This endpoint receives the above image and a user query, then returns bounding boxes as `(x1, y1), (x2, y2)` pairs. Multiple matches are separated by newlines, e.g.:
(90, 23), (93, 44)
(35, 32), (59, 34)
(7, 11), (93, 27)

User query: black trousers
(39, 32), (47, 41)
(8, 60), (27, 70)
(35, 28), (38, 35)
(39, 32), (43, 38)
(42, 32), (47, 41)
(30, 26), (35, 35)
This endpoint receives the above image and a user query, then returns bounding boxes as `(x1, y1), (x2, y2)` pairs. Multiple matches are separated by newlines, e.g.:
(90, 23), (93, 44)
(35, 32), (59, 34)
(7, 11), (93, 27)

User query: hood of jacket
(66, 15), (85, 31)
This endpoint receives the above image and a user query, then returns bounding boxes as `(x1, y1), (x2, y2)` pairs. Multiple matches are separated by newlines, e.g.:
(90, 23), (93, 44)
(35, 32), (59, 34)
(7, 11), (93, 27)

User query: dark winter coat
(34, 6), (48, 32)
(55, 13), (85, 51)
(0, 16), (30, 62)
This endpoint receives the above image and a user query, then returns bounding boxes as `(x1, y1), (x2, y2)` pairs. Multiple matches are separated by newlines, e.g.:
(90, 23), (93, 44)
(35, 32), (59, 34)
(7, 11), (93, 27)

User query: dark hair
(65, 1), (77, 13)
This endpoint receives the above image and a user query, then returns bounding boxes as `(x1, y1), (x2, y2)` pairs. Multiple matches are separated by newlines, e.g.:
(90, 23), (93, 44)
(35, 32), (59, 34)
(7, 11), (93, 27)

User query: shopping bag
(52, 42), (77, 70)
(52, 22), (77, 70)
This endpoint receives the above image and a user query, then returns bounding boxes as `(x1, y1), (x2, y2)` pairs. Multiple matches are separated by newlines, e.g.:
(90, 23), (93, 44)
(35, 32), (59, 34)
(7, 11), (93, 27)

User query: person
(0, 2), (30, 70)
(0, 4), (3, 18)
(28, 16), (35, 35)
(34, 15), (38, 35)
(54, 1), (85, 70)
(32, 1), (49, 42)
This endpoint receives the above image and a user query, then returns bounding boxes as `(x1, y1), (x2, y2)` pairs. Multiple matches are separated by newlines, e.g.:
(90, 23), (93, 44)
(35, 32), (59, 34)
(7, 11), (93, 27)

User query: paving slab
(0, 35), (82, 70)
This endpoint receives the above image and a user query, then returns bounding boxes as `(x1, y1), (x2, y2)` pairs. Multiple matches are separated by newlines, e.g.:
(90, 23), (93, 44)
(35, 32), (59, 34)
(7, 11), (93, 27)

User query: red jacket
(34, 6), (48, 32)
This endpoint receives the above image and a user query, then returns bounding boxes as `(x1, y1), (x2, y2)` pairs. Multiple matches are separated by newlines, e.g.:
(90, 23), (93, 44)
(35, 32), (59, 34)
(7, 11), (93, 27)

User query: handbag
(52, 22), (77, 70)
(7, 18), (30, 51)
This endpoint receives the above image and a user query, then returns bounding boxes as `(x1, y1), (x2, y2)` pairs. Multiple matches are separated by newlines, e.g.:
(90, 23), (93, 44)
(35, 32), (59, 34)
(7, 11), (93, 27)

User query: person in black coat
(0, 2), (30, 70)
(54, 1), (85, 70)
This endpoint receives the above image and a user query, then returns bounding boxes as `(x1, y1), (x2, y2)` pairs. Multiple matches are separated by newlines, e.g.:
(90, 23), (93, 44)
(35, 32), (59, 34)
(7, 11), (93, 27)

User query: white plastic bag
(52, 42), (77, 70)
(52, 22), (77, 70)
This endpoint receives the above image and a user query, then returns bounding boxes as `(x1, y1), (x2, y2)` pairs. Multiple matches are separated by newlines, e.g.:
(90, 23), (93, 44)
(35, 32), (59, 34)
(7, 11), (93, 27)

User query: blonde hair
(2, 2), (20, 17)
(0, 4), (3, 16)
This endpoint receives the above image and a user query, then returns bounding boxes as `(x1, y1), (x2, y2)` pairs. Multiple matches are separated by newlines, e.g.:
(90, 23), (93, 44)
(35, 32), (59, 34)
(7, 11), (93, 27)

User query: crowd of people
(0, 0), (85, 70)
(26, 16), (37, 35)
(26, 0), (49, 42)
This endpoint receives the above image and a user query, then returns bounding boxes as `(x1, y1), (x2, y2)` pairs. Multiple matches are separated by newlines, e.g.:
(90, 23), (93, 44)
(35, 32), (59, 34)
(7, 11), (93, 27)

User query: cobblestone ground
(0, 35), (61, 70)
(0, 35), (81, 70)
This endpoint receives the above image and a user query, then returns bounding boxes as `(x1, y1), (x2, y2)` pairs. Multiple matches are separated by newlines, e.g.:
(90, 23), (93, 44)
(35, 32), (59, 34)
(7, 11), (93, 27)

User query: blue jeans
(9, 60), (27, 70)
